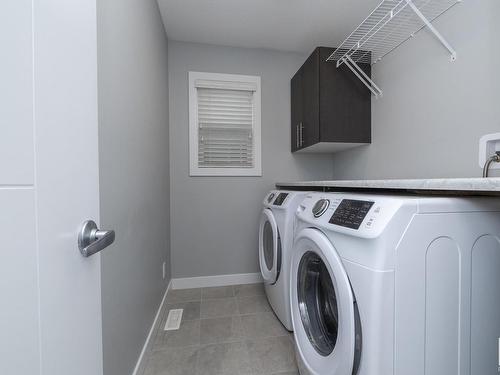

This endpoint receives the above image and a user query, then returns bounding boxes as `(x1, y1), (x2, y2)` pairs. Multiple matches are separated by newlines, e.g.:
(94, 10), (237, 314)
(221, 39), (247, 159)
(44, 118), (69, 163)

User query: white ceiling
(157, 0), (382, 53)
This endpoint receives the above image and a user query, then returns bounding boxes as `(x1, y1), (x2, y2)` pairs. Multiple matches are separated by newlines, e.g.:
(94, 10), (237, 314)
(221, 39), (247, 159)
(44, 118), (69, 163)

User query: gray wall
(331, 0), (500, 179)
(168, 41), (334, 278)
(97, 1), (170, 375)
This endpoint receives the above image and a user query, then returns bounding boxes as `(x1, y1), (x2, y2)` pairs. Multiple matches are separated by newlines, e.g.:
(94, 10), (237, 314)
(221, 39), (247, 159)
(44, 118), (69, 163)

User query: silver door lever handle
(78, 220), (115, 257)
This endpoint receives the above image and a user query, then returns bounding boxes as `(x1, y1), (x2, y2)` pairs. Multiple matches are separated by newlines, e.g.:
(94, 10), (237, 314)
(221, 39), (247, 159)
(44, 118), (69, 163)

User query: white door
(1, 1), (105, 374)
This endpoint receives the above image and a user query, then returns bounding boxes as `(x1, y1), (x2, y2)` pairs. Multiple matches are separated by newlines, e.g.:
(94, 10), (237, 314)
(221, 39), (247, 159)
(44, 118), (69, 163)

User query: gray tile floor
(138, 284), (298, 375)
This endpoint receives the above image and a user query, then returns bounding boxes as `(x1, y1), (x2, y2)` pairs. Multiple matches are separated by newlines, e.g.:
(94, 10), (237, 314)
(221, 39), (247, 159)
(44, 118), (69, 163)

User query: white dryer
(291, 192), (500, 375)
(259, 190), (308, 331)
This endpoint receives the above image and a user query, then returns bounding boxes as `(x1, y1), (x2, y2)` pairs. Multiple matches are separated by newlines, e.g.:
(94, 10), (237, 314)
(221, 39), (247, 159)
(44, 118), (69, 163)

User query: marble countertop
(276, 178), (500, 196)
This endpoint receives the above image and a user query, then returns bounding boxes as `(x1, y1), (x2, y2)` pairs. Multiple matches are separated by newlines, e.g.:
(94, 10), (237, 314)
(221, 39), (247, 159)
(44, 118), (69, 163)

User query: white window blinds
(189, 72), (261, 177)
(197, 85), (255, 168)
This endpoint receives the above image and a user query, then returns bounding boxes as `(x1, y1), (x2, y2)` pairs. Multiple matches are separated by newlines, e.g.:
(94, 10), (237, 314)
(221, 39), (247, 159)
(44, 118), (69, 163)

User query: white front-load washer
(259, 190), (308, 331)
(291, 192), (500, 375)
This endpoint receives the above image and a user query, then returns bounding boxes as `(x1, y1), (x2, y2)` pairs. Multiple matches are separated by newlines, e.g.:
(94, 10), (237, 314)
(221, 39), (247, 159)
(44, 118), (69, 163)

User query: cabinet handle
(299, 122), (304, 146)
(296, 124), (299, 148)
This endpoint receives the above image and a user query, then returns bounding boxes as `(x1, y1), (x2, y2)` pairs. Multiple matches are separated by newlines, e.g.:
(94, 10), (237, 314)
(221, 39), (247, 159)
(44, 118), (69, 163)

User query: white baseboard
(132, 279), (172, 375)
(171, 272), (262, 290)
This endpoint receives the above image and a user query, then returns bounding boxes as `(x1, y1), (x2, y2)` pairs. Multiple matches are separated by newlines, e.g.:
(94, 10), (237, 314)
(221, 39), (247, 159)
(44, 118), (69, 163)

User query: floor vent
(164, 309), (183, 331)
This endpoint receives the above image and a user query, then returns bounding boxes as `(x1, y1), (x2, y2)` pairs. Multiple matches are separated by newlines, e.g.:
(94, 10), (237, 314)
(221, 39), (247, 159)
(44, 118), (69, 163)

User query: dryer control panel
(273, 192), (289, 206)
(263, 190), (308, 210)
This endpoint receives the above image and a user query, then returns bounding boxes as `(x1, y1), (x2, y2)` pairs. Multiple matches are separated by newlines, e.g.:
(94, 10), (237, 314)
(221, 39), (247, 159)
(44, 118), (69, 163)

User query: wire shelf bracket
(405, 0), (457, 61)
(328, 0), (461, 97)
(342, 55), (383, 98)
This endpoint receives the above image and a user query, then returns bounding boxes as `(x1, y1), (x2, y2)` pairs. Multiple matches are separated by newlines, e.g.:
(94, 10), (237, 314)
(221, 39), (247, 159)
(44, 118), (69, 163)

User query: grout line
(201, 295), (237, 302)
(165, 293), (266, 304)
(235, 294), (241, 315)
(165, 299), (201, 304)
(149, 333), (292, 353)
(200, 285), (235, 301)
(197, 311), (276, 320)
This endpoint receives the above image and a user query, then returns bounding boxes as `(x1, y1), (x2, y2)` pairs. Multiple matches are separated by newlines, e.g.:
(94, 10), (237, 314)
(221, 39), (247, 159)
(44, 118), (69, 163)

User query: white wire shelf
(327, 0), (461, 97)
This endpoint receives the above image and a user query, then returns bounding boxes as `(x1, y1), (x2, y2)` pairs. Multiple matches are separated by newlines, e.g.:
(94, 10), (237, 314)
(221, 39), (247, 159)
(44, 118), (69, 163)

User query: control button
(267, 193), (275, 203)
(365, 217), (375, 228)
(312, 199), (330, 218)
(374, 206), (381, 214)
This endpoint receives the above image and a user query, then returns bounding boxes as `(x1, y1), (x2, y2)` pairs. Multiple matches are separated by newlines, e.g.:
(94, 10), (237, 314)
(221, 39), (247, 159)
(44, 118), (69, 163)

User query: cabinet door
(319, 47), (371, 144)
(300, 48), (320, 149)
(291, 69), (302, 152)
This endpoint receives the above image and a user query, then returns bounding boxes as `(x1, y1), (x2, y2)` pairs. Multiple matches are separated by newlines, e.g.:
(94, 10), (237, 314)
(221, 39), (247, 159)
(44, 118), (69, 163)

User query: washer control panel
(297, 193), (405, 238)
(328, 199), (374, 230)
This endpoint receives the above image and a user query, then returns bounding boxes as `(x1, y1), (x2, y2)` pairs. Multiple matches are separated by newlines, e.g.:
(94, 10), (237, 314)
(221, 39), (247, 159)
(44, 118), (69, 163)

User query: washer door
(259, 209), (281, 284)
(291, 228), (361, 375)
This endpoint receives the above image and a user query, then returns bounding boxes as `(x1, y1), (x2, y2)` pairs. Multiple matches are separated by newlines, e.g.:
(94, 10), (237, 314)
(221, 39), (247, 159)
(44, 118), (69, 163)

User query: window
(189, 72), (261, 176)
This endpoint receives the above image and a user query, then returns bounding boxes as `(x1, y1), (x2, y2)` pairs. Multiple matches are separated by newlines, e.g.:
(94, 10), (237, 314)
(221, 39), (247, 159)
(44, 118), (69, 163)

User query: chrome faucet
(482, 151), (500, 178)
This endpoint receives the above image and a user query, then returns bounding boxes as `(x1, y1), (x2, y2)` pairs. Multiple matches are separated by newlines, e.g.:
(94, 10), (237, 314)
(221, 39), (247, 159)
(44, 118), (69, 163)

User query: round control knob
(267, 193), (275, 203)
(312, 199), (330, 218)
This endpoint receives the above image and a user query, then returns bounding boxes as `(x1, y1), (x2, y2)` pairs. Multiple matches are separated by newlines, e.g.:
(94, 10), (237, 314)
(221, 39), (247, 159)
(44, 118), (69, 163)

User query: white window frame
(189, 71), (262, 176)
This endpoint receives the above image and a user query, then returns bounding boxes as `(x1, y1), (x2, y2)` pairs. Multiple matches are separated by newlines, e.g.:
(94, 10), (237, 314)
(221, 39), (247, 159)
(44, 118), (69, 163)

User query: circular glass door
(291, 228), (361, 375)
(259, 209), (280, 284)
(263, 221), (275, 270)
(297, 251), (339, 356)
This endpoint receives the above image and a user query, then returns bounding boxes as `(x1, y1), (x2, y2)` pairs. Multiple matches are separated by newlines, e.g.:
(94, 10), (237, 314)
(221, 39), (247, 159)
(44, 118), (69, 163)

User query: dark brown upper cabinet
(291, 47), (371, 153)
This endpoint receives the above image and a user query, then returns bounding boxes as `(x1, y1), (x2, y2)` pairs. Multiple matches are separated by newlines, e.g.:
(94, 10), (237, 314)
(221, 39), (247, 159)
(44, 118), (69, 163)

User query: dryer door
(291, 228), (361, 375)
(259, 209), (281, 284)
